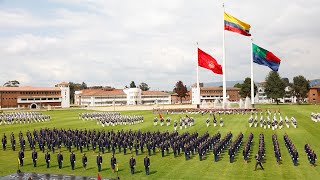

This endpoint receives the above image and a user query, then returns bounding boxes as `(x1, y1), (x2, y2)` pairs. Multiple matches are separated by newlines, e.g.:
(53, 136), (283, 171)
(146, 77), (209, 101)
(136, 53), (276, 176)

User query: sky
(0, 0), (319, 91)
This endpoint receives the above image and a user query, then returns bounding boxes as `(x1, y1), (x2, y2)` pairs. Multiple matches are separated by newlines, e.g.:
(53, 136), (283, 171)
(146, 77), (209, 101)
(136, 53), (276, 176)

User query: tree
(139, 82), (150, 91)
(233, 83), (242, 88)
(264, 71), (285, 104)
(292, 75), (310, 104)
(130, 81), (136, 88)
(237, 77), (257, 98)
(173, 81), (188, 103)
(3, 80), (20, 87)
(80, 82), (88, 89)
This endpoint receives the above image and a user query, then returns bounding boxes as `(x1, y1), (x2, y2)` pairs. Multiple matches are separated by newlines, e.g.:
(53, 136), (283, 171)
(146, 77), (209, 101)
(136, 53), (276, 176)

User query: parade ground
(0, 104), (319, 180)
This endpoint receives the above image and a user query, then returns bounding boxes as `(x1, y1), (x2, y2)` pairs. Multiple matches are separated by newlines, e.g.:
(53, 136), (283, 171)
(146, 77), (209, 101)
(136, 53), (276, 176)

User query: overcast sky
(0, 0), (319, 90)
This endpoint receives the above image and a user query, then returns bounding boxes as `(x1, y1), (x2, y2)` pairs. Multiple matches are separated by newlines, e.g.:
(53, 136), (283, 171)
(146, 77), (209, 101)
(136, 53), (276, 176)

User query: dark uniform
(45, 151), (51, 168)
(129, 156), (136, 175)
(144, 155), (150, 175)
(82, 153), (87, 170)
(111, 155), (117, 173)
(97, 153), (103, 172)
(18, 150), (24, 166)
(70, 152), (76, 170)
(32, 149), (38, 167)
(57, 152), (63, 169)
(254, 154), (264, 170)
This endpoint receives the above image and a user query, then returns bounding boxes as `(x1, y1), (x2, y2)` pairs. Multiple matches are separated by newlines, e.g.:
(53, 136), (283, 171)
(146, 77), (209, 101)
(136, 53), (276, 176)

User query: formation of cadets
(2, 128), (318, 174)
(248, 110), (297, 130)
(284, 133), (299, 166)
(228, 132), (243, 163)
(310, 112), (320, 122)
(80, 112), (144, 127)
(213, 132), (232, 162)
(254, 133), (265, 170)
(304, 144), (317, 167)
(154, 115), (196, 131)
(0, 112), (50, 125)
(153, 108), (259, 115)
(243, 133), (253, 163)
(206, 115), (223, 127)
(272, 134), (281, 164)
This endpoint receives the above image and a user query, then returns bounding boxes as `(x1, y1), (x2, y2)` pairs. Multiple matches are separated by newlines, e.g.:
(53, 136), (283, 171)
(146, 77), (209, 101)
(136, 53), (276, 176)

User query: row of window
(1, 97), (17, 100)
(20, 97), (60, 101)
(0, 91), (59, 95)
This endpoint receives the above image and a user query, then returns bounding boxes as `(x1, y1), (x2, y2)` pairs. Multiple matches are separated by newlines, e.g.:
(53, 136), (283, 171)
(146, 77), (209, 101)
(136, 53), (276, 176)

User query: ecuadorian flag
(224, 12), (251, 36)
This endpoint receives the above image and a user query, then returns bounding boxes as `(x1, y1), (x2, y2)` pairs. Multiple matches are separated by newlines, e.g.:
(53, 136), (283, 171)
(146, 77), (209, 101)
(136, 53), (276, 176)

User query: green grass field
(0, 104), (320, 180)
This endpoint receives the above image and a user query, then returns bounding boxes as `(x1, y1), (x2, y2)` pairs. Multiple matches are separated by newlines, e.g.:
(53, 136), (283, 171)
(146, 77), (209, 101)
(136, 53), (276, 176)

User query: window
(35, 98), (40, 100)
(313, 94), (316, 96)
(313, 99), (316, 101)
(48, 98), (53, 100)
(41, 98), (46, 100)
(54, 98), (59, 100)
(21, 98), (27, 101)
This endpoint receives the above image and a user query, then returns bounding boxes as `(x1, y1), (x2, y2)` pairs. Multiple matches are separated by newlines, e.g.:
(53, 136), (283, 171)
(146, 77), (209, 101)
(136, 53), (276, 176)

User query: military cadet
(32, 149), (38, 167)
(220, 118), (224, 127)
(2, 133), (7, 151)
(70, 151), (76, 170)
(45, 151), (51, 168)
(144, 155), (150, 175)
(97, 153), (103, 172)
(12, 137), (16, 151)
(134, 142), (139, 156)
(206, 118), (210, 127)
(110, 154), (117, 173)
(254, 153), (264, 171)
(213, 116), (217, 127)
(174, 121), (178, 131)
(57, 151), (63, 169)
(129, 155), (136, 175)
(82, 153), (87, 170)
(18, 149), (24, 166)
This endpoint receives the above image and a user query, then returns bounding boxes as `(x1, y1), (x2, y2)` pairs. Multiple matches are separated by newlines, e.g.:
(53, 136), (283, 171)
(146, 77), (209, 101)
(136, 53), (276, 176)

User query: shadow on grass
(135, 170), (143, 174)
(149, 170), (157, 175)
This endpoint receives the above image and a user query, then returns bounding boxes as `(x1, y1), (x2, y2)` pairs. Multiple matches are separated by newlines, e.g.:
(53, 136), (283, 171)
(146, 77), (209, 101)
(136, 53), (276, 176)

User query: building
(254, 82), (271, 103)
(74, 87), (171, 106)
(308, 86), (320, 104)
(171, 91), (192, 104)
(191, 84), (240, 104)
(0, 82), (70, 109)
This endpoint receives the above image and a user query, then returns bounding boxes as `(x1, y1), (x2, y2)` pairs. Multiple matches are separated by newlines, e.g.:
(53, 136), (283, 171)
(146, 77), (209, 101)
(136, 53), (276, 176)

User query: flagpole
(196, 42), (200, 108)
(222, 3), (227, 109)
(250, 38), (254, 108)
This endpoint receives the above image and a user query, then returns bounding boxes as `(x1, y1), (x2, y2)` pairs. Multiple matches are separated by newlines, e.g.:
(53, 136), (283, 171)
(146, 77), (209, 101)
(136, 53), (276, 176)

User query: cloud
(0, 0), (319, 90)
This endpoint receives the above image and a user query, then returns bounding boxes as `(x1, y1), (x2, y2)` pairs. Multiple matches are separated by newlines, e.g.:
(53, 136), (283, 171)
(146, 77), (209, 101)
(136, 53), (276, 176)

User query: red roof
(310, 86), (320, 89)
(0, 86), (60, 91)
(79, 89), (126, 96)
(201, 86), (240, 91)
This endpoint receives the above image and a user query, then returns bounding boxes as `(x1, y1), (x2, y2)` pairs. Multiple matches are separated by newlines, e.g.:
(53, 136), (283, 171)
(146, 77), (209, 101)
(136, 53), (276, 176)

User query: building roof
(310, 86), (320, 89)
(141, 91), (170, 95)
(58, 81), (69, 86)
(0, 86), (60, 92)
(200, 86), (240, 91)
(79, 89), (126, 96)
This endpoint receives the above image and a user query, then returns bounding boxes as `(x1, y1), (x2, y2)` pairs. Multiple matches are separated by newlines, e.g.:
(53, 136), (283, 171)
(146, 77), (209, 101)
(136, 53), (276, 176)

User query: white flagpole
(250, 38), (254, 107)
(222, 3), (227, 109)
(196, 42), (200, 108)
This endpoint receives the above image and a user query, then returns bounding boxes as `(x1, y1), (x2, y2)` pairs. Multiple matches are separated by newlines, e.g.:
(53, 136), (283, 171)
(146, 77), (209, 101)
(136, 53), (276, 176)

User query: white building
(75, 87), (171, 106)
(255, 82), (296, 103)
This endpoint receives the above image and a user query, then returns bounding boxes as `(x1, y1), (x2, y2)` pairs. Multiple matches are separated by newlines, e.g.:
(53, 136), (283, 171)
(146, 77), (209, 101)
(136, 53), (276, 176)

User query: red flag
(97, 173), (101, 180)
(198, 48), (223, 75)
(159, 114), (162, 119)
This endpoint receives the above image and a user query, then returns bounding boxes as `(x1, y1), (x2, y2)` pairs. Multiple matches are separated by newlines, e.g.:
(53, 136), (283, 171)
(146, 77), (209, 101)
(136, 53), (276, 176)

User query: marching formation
(284, 133), (299, 166)
(272, 134), (281, 164)
(80, 112), (144, 127)
(248, 111), (297, 130)
(310, 112), (320, 122)
(0, 112), (50, 125)
(304, 144), (317, 166)
(254, 133), (265, 171)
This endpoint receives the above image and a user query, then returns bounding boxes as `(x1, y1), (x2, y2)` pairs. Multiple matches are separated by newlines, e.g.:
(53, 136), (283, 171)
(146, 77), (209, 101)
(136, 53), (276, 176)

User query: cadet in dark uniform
(82, 153), (87, 170)
(18, 149), (24, 166)
(129, 155), (136, 175)
(111, 154), (117, 173)
(254, 153), (264, 171)
(45, 151), (51, 168)
(2, 133), (6, 151)
(97, 153), (102, 172)
(144, 155), (150, 175)
(32, 149), (38, 167)
(70, 151), (76, 170)
(57, 151), (63, 169)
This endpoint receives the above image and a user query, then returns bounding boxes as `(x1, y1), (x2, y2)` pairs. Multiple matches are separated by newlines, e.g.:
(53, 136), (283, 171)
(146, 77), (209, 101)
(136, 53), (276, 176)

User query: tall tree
(233, 83), (242, 89)
(80, 82), (88, 89)
(130, 81), (136, 88)
(3, 80), (20, 87)
(292, 75), (310, 104)
(238, 77), (257, 98)
(173, 81), (188, 103)
(139, 82), (150, 91)
(265, 71), (285, 104)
